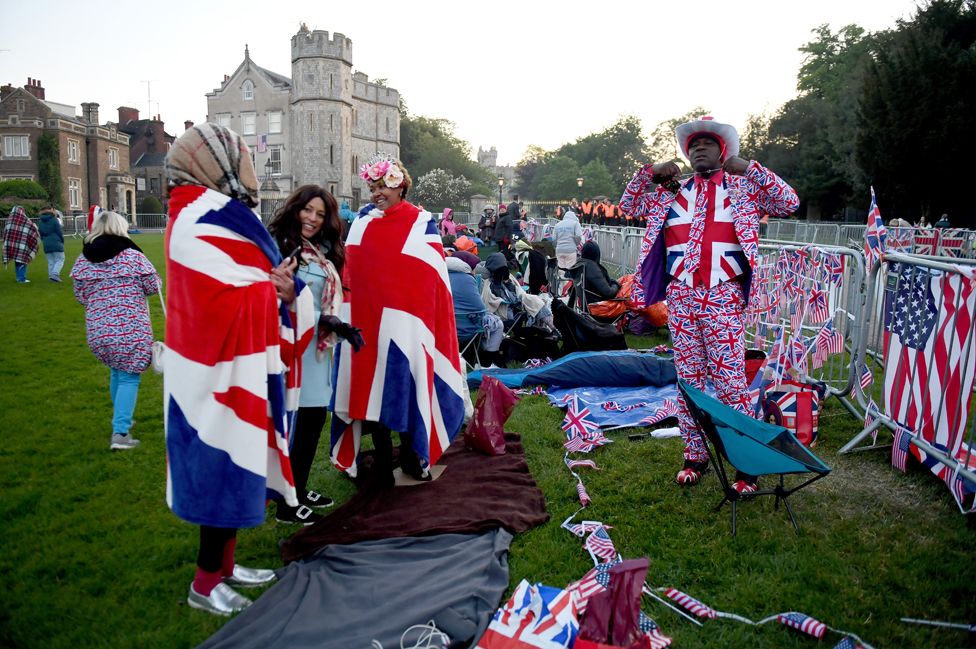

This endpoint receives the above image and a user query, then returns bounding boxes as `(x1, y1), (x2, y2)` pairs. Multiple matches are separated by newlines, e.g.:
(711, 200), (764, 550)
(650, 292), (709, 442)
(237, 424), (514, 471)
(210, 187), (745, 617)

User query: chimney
(81, 102), (100, 125)
(223, 74), (230, 82)
(118, 106), (139, 124)
(24, 77), (45, 100)
(0, 84), (13, 101)
(184, 120), (194, 131)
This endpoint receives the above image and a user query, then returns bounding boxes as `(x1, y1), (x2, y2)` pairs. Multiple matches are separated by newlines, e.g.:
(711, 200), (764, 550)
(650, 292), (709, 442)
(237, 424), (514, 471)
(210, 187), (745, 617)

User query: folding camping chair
(677, 380), (831, 536)
(564, 261), (628, 328)
(456, 308), (487, 371)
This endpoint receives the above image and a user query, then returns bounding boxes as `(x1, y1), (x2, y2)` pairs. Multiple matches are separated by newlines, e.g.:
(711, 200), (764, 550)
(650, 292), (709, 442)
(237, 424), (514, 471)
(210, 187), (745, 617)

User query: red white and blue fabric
(330, 202), (465, 476)
(777, 612), (827, 639)
(891, 422), (913, 472)
(882, 262), (976, 494)
(2, 206), (39, 266)
(583, 526), (619, 564)
(662, 588), (717, 619)
(667, 280), (750, 462)
(833, 636), (868, 649)
(568, 562), (672, 649)
(663, 172), (747, 289)
(639, 399), (680, 426)
(863, 187), (887, 270)
(476, 580), (579, 649)
(562, 395), (610, 453)
(621, 160), (797, 311)
(163, 185), (314, 528)
(70, 248), (161, 373)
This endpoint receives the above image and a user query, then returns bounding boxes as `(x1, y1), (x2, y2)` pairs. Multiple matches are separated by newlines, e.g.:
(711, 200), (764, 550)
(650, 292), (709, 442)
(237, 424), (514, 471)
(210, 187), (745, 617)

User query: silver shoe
(187, 582), (252, 616)
(110, 434), (141, 450)
(223, 564), (278, 588)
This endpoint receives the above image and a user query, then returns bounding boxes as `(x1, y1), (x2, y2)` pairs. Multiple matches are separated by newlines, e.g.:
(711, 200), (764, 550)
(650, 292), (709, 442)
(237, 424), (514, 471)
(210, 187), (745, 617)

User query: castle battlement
(291, 27), (353, 65)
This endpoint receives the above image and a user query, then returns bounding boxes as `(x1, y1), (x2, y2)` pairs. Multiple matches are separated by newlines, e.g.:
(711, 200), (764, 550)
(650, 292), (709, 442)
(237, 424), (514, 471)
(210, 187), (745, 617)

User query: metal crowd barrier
(840, 252), (976, 511)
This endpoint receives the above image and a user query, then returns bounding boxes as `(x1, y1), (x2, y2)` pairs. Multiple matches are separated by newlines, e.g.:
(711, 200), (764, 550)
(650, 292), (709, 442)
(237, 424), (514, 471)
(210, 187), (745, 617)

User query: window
(269, 145), (282, 175)
(108, 147), (119, 170)
(241, 112), (256, 135)
(3, 135), (29, 158)
(68, 178), (81, 209)
(242, 80), (254, 101)
(351, 154), (358, 175)
(216, 113), (231, 129)
(268, 110), (282, 134)
(15, 99), (25, 113)
(330, 114), (334, 133)
(150, 177), (159, 194)
(329, 144), (334, 165)
(386, 116), (390, 134)
(67, 139), (80, 164)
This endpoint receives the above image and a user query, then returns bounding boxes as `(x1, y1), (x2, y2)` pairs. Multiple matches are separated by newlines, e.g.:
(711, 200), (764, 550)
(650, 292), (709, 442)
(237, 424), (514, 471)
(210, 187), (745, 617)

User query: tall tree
(399, 106), (494, 197)
(514, 145), (552, 198)
(578, 159), (616, 199)
(645, 107), (709, 171)
(558, 116), (650, 189)
(533, 156), (582, 200)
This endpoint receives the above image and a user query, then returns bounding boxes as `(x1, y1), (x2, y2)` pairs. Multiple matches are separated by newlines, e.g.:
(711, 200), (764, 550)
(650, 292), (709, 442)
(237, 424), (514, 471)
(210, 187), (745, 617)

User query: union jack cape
(163, 185), (314, 528)
(330, 201), (465, 476)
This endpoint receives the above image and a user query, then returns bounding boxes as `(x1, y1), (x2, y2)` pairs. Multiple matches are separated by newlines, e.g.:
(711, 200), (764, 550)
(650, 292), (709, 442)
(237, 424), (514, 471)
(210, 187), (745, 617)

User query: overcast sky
(1, 0), (921, 166)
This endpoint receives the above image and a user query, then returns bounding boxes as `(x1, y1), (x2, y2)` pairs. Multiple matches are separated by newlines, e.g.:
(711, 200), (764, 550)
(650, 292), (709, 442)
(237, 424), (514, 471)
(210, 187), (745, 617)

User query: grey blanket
(198, 528), (512, 649)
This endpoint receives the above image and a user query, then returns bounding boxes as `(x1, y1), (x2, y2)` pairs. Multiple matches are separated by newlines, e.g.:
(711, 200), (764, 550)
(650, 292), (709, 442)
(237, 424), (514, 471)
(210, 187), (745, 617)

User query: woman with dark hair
(267, 185), (361, 524)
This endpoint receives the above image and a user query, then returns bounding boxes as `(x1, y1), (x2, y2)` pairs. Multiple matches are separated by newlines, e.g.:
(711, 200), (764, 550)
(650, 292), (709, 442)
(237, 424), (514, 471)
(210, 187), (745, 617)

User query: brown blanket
(281, 433), (549, 562)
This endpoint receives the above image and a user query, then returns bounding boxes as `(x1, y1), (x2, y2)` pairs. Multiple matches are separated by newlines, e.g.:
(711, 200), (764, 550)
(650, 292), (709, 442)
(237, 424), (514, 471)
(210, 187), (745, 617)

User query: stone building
(206, 25), (400, 210)
(0, 79), (135, 215)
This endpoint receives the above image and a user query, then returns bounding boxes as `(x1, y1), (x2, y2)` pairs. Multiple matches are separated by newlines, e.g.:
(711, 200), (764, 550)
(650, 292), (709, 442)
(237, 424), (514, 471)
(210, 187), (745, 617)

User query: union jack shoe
(675, 460), (708, 486)
(732, 480), (759, 495)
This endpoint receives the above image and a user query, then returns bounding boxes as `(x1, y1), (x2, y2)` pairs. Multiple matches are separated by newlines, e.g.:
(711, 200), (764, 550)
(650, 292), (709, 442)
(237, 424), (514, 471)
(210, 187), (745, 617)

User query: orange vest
(581, 200), (593, 215)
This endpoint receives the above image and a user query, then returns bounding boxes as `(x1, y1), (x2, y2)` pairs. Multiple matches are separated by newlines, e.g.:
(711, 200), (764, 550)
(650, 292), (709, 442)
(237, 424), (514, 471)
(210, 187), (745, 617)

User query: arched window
(242, 80), (254, 101)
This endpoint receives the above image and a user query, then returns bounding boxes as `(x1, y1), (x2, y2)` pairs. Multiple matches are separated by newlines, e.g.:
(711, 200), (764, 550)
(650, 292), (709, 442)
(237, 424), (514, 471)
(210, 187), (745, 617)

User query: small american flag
(561, 519), (610, 538)
(858, 362), (874, 392)
(639, 400), (680, 426)
(863, 187), (887, 269)
(583, 526), (618, 563)
(576, 480), (591, 507)
(663, 588), (717, 619)
(565, 458), (599, 470)
(778, 612), (826, 638)
(256, 134), (267, 153)
(947, 468), (976, 512)
(891, 423), (913, 472)
(833, 636), (866, 649)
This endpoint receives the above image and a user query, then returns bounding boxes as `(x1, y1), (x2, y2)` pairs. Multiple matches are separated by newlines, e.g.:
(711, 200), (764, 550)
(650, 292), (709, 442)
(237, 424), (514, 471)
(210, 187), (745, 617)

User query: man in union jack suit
(620, 116), (798, 493)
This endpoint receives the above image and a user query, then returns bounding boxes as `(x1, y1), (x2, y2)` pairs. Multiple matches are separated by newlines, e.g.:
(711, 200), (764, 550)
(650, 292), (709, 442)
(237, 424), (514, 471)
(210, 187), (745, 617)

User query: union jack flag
(882, 262), (976, 487)
(778, 612), (826, 639)
(824, 253), (845, 287)
(163, 185), (315, 526)
(863, 187), (887, 269)
(662, 588), (717, 619)
(583, 526), (618, 563)
(807, 286), (830, 323)
(477, 580), (579, 649)
(567, 562), (671, 648)
(330, 203), (466, 476)
(563, 395), (610, 453)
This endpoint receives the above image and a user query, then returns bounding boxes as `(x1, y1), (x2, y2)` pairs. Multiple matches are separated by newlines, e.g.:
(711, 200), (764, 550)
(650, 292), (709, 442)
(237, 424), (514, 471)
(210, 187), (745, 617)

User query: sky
(1, 0), (922, 166)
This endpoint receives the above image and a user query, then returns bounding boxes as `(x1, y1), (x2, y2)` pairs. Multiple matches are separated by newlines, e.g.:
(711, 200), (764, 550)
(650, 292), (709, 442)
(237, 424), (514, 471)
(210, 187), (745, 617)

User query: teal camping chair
(677, 380), (831, 536)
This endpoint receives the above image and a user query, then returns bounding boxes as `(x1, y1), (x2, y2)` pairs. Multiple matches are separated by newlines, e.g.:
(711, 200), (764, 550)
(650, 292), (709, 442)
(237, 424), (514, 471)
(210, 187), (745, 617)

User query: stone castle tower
(290, 25), (399, 203)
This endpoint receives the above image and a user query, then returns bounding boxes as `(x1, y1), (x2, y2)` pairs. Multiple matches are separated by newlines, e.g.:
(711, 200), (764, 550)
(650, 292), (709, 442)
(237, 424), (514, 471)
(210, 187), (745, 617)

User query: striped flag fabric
(891, 423), (913, 472)
(476, 580), (579, 649)
(863, 187), (887, 269)
(663, 588), (717, 619)
(639, 399), (680, 426)
(777, 612), (827, 639)
(882, 262), (976, 486)
(833, 636), (867, 649)
(858, 362), (874, 392)
(561, 519), (610, 538)
(576, 480), (591, 507)
(565, 458), (600, 471)
(583, 526), (618, 563)
(807, 286), (830, 323)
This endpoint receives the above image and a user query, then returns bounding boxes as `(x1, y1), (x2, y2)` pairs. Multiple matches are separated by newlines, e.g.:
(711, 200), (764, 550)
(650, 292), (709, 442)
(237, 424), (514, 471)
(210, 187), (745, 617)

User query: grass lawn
(1, 233), (974, 648)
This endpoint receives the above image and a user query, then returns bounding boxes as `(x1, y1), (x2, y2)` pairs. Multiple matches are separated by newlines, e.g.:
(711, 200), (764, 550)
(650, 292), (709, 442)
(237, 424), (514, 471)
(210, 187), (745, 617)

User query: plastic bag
(641, 302), (668, 328)
(576, 559), (652, 649)
(465, 376), (518, 455)
(588, 300), (627, 319)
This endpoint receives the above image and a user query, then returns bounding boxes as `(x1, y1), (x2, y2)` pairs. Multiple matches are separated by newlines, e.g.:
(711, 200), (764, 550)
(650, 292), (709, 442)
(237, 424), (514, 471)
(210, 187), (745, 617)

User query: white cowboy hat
(675, 116), (740, 162)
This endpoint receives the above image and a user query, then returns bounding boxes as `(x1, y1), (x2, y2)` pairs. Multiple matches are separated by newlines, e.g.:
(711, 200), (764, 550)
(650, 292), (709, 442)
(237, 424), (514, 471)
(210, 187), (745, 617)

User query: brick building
(0, 79), (135, 215)
(206, 25), (400, 210)
(117, 107), (177, 211)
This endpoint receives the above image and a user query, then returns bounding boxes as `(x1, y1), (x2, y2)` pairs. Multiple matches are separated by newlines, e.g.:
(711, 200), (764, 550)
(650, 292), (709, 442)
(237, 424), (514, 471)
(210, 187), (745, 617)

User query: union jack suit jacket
(620, 161), (798, 310)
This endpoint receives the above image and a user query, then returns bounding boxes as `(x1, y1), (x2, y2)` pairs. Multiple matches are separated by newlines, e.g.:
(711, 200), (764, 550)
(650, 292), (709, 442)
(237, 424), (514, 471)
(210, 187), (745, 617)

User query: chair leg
(731, 500), (738, 537)
(782, 497), (800, 532)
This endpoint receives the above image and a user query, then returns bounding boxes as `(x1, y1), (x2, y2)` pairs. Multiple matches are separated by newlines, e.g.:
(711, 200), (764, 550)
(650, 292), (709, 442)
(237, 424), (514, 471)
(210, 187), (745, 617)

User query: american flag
(583, 526), (618, 563)
(256, 134), (267, 153)
(576, 480), (591, 507)
(561, 519), (611, 538)
(565, 458), (600, 471)
(863, 187), (887, 269)
(567, 562), (672, 649)
(662, 588), (717, 619)
(948, 468), (976, 513)
(882, 262), (976, 485)
(778, 612), (827, 639)
(639, 400), (680, 426)
(164, 185), (315, 521)
(858, 362), (874, 392)
(815, 318), (845, 356)
(891, 423), (913, 472)
(833, 636), (867, 649)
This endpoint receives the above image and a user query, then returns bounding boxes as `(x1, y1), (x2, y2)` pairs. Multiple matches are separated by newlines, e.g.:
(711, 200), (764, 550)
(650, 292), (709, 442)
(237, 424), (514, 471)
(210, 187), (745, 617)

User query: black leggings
(291, 406), (328, 495)
(198, 526), (237, 573)
(361, 421), (421, 476)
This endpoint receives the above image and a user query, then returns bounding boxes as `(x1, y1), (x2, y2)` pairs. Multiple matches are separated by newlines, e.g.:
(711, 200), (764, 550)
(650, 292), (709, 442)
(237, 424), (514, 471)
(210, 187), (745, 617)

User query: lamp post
(497, 176), (504, 207)
(576, 177), (584, 201)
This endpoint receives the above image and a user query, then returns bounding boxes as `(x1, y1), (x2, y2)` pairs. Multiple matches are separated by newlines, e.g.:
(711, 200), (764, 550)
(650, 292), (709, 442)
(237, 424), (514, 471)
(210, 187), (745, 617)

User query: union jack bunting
(891, 423), (913, 473)
(567, 562), (672, 649)
(651, 344), (673, 354)
(524, 356), (553, 368)
(777, 612), (827, 639)
(863, 187), (887, 269)
(515, 386), (548, 396)
(824, 253), (845, 287)
(882, 262), (976, 488)
(662, 588), (717, 619)
(562, 395), (611, 453)
(807, 286), (830, 323)
(603, 400), (650, 412)
(583, 526), (618, 563)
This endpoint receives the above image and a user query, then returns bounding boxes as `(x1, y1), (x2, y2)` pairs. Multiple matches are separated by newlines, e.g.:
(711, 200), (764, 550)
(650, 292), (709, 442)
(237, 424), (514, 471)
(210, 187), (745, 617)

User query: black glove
(318, 314), (365, 352)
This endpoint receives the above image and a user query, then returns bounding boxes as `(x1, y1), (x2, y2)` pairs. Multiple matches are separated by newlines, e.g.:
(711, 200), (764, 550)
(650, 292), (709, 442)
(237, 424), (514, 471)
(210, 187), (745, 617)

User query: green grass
(1, 233), (974, 648)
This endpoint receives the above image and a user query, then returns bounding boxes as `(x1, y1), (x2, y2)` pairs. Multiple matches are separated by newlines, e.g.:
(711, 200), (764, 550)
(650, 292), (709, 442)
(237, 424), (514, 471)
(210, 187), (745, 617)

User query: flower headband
(359, 155), (405, 189)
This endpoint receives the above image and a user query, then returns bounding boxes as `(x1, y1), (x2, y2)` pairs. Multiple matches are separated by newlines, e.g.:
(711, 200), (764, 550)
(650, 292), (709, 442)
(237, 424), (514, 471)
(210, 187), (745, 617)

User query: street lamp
(576, 177), (584, 200)
(497, 176), (504, 206)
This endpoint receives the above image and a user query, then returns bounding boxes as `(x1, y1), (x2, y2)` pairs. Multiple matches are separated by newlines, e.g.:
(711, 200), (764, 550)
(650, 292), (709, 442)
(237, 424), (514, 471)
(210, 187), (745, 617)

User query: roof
(254, 63), (291, 88)
(133, 152), (167, 167)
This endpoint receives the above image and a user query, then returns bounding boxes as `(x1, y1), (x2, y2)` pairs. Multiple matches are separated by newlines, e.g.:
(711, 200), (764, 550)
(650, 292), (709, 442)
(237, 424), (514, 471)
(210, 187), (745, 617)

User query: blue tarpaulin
(546, 385), (680, 429)
(468, 351), (676, 389)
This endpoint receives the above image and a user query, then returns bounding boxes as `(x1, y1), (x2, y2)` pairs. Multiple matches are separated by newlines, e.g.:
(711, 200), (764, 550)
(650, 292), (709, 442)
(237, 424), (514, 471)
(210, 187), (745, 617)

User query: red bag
(576, 559), (651, 649)
(465, 376), (518, 455)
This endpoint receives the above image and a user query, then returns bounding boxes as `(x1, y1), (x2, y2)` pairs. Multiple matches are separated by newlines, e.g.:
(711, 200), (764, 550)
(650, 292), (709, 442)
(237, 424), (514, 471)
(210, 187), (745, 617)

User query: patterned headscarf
(165, 123), (259, 207)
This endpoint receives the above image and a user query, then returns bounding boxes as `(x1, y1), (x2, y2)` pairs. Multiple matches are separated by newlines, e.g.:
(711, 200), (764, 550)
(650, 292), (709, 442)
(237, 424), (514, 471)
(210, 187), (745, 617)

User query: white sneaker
(110, 433), (141, 450)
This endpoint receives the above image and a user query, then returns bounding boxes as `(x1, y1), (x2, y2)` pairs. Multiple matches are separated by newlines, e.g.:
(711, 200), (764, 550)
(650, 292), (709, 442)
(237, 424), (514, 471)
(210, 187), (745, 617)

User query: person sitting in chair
(578, 241), (621, 302)
(481, 253), (554, 330)
(447, 251), (503, 367)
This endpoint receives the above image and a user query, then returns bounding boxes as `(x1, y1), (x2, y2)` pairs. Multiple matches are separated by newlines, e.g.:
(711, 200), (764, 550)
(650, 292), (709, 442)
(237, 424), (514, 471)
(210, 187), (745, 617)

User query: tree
(533, 156), (581, 200)
(513, 145), (552, 198)
(399, 106), (494, 197)
(578, 159), (616, 199)
(645, 107), (709, 172)
(411, 168), (472, 212)
(140, 195), (163, 214)
(37, 134), (62, 209)
(557, 116), (650, 189)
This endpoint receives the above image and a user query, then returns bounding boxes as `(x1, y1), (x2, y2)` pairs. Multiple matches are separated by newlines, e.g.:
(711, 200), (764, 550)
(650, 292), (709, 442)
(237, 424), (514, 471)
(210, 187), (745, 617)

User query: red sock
(221, 537), (237, 578)
(193, 568), (223, 596)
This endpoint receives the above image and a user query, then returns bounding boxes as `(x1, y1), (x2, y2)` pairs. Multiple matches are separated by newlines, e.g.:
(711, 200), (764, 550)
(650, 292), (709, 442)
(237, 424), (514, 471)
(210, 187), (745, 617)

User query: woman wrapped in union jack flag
(329, 156), (467, 489)
(163, 123), (315, 616)
(621, 116), (799, 494)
